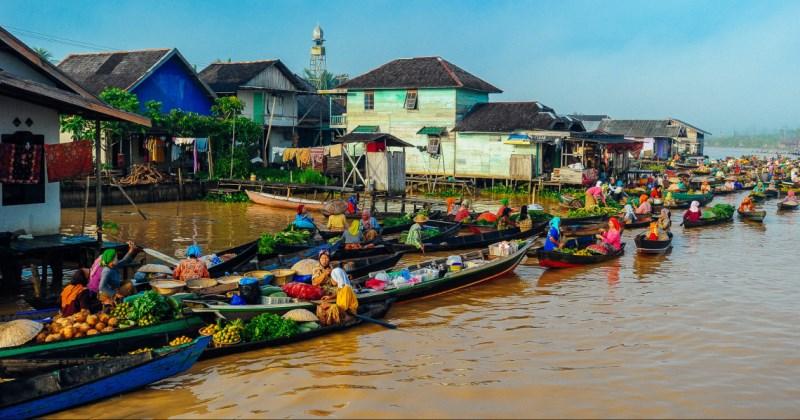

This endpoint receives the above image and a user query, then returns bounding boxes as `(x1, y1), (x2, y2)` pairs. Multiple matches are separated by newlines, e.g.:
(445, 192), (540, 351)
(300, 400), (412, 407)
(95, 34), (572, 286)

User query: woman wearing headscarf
(700, 180), (712, 194)
(342, 220), (363, 249)
(683, 200), (702, 223)
(359, 209), (382, 241)
(326, 206), (347, 233)
(782, 190), (798, 204)
(496, 198), (510, 218)
(635, 194), (652, 215)
(405, 214), (428, 251)
(753, 181), (765, 193)
(97, 242), (137, 306)
(454, 199), (472, 222)
(516, 205), (533, 232)
(316, 267), (359, 327)
(173, 244), (210, 282)
(60, 269), (96, 317)
(312, 249), (337, 295)
(584, 181), (607, 209)
(543, 217), (562, 252)
(293, 205), (316, 230)
(646, 222), (660, 241)
(738, 196), (756, 213)
(595, 217), (622, 252)
(622, 203), (638, 224)
(446, 197), (458, 216)
(657, 208), (672, 232)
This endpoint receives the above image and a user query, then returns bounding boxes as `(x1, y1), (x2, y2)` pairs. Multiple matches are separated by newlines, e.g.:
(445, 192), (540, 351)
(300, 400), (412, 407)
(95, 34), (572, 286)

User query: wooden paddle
(353, 313), (397, 329)
(142, 248), (180, 267)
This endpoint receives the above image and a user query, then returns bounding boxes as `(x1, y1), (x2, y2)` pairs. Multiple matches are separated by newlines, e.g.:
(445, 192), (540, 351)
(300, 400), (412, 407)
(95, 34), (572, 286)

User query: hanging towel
(328, 144), (343, 157)
(171, 143), (182, 161)
(297, 148), (312, 167)
(271, 147), (286, 163)
(173, 137), (195, 145)
(44, 141), (92, 182)
(0, 142), (42, 184)
(311, 147), (325, 171)
(195, 138), (209, 153)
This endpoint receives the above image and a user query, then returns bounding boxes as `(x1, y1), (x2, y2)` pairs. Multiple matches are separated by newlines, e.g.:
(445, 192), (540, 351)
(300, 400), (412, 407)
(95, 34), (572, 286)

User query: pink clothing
(586, 186), (604, 198)
(87, 257), (102, 293)
(600, 229), (622, 251)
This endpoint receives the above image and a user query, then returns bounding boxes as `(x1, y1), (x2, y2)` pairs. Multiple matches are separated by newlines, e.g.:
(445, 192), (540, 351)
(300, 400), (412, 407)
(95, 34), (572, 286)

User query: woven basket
(149, 280), (185, 296)
(272, 269), (296, 285)
(187, 278), (217, 290)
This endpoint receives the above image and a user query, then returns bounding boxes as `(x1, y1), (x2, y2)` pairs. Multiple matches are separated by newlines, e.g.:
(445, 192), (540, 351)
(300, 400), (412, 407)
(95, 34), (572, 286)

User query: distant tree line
(706, 129), (800, 148)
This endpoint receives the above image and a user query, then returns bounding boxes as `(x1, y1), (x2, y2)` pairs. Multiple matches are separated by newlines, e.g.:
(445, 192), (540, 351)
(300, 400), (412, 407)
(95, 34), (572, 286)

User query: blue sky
(2, 0), (799, 135)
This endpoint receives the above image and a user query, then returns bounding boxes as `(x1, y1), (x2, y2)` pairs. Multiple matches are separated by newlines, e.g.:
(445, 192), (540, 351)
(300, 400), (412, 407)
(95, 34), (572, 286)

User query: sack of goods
(489, 241), (519, 257)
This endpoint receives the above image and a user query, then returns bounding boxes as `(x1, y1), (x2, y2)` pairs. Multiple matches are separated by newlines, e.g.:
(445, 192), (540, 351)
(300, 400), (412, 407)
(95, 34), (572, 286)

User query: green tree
(33, 47), (54, 63)
(303, 68), (345, 90)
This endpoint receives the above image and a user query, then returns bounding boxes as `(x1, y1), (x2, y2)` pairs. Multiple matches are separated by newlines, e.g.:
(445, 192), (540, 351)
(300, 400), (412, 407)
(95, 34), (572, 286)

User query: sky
(2, 0), (799, 135)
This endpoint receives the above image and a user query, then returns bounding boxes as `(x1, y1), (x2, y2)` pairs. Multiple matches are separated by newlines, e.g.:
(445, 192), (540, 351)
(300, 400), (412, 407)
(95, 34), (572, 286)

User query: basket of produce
(186, 278), (217, 291)
(169, 336), (193, 347)
(217, 275), (244, 285)
(243, 270), (274, 284)
(212, 319), (244, 347)
(199, 322), (220, 337)
(272, 269), (296, 285)
(291, 259), (320, 276)
(149, 280), (185, 296)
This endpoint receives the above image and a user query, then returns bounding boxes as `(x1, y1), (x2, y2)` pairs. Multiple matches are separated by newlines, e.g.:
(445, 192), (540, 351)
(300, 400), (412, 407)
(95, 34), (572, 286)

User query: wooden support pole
(81, 175), (90, 235)
(95, 120), (103, 244)
(111, 179), (147, 220)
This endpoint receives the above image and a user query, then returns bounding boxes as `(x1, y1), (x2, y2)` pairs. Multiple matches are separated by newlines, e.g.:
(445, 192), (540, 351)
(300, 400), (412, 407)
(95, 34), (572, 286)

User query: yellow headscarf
(347, 220), (360, 236)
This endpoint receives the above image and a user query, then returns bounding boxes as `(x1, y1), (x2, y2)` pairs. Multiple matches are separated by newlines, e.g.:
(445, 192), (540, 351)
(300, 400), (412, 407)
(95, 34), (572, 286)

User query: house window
(1, 132), (45, 206)
(364, 91), (374, 111)
(404, 89), (418, 110)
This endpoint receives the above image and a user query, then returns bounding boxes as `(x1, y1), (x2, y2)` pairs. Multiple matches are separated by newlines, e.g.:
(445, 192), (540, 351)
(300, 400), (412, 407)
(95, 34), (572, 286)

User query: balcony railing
(330, 114), (347, 127)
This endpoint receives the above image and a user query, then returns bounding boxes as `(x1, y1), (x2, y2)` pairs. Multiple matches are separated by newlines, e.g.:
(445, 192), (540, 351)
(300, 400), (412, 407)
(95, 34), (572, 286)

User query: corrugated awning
(417, 126), (447, 135)
(353, 125), (379, 133)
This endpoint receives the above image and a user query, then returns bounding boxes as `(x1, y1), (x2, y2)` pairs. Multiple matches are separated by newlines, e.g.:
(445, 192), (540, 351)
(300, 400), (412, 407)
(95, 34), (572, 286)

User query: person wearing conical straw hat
(405, 213), (428, 251)
(326, 204), (347, 233)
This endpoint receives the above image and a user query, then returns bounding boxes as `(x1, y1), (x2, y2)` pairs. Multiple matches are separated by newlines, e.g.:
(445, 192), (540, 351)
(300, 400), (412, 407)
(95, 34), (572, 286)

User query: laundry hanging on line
(44, 141), (92, 182)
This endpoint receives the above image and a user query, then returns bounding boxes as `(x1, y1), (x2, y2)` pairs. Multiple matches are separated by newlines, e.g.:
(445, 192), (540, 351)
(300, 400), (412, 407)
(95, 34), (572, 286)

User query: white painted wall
(0, 95), (61, 235)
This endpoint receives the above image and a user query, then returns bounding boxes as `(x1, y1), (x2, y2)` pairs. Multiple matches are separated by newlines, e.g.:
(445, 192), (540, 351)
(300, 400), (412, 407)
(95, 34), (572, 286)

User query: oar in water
(142, 247), (180, 267)
(353, 313), (397, 329)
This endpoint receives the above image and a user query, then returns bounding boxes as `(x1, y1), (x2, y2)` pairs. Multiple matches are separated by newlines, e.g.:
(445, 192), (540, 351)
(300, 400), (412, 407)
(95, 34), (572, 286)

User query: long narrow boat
(738, 209), (766, 222)
(208, 240), (258, 278)
(245, 190), (326, 211)
(682, 216), (733, 229)
(258, 242), (340, 267)
(634, 232), (673, 254)
(764, 189), (779, 198)
(536, 243), (626, 269)
(418, 222), (546, 253)
(198, 300), (392, 360)
(0, 316), (204, 360)
(317, 210), (446, 240)
(371, 220), (463, 255)
(671, 192), (714, 202)
(183, 299), (316, 321)
(0, 336), (210, 419)
(353, 240), (534, 305)
(624, 216), (654, 229)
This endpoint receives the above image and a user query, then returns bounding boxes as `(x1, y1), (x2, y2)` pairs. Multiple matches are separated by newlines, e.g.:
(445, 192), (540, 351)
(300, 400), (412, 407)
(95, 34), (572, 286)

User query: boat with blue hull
(0, 335), (210, 419)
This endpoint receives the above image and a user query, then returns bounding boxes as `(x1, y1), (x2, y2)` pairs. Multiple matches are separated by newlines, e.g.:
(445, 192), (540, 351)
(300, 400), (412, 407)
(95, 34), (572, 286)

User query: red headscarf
(608, 217), (621, 231)
(297, 204), (305, 215)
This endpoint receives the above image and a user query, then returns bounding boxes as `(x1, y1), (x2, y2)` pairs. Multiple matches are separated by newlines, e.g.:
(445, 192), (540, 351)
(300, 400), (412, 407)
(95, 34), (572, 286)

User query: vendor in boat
(446, 197), (458, 216)
(359, 209), (382, 241)
(496, 198), (511, 218)
(753, 181), (765, 194)
(343, 221), (364, 249)
(543, 217), (562, 251)
(496, 207), (516, 231)
(723, 179), (736, 191)
(657, 208), (672, 232)
(173, 244), (210, 282)
(782, 190), (798, 204)
(516, 205), (533, 232)
(97, 243), (137, 306)
(739, 196), (756, 213)
(293, 205), (316, 230)
(316, 268), (359, 327)
(609, 180), (626, 203)
(593, 217), (622, 253)
(326, 207), (347, 233)
(700, 180), (712, 194)
(622, 203), (637, 224)
(585, 181), (607, 208)
(683, 201), (702, 223)
(646, 222), (661, 241)
(635, 194), (652, 215)
(650, 185), (662, 200)
(346, 195), (359, 215)
(405, 214), (429, 251)
(454, 200), (472, 222)
(312, 249), (337, 296)
(60, 268), (98, 317)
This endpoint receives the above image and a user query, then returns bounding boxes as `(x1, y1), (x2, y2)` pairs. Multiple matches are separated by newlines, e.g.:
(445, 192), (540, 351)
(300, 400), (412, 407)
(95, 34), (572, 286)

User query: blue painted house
(57, 48), (216, 169)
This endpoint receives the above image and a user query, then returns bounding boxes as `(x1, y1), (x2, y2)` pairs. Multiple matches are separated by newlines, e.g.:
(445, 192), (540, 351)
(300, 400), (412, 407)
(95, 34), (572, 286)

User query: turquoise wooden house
(336, 56), (501, 177)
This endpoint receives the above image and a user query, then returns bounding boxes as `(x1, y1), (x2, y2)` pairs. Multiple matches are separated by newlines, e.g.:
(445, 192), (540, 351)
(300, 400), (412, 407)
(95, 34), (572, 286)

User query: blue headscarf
(616, 180), (623, 187)
(548, 217), (561, 230)
(186, 245), (202, 258)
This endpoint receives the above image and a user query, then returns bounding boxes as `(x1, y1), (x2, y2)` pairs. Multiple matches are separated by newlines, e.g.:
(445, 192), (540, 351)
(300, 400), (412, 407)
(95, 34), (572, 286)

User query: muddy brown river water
(56, 192), (800, 418)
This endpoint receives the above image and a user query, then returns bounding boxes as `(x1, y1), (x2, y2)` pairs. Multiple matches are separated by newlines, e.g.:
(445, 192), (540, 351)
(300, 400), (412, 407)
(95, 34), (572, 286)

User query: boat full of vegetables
(258, 230), (313, 255)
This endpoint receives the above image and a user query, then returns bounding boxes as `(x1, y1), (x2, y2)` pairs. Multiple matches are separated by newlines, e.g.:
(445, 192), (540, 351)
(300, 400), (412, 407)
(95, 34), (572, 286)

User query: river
(55, 191), (800, 418)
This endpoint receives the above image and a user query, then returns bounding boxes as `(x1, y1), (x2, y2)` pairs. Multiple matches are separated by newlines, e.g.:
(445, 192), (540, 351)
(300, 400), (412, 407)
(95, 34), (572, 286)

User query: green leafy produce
(128, 291), (173, 323)
(242, 313), (298, 342)
(566, 207), (620, 218)
(399, 226), (441, 243)
(382, 214), (412, 228)
(258, 230), (312, 255)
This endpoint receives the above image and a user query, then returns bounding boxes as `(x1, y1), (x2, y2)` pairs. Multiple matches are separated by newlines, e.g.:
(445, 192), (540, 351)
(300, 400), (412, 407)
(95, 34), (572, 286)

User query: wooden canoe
(419, 222), (546, 253)
(353, 240), (534, 305)
(0, 336), (209, 419)
(245, 190), (326, 211)
(738, 210), (766, 222)
(682, 216), (733, 229)
(624, 216), (654, 229)
(634, 232), (673, 254)
(536, 243), (626, 269)
(777, 201), (799, 211)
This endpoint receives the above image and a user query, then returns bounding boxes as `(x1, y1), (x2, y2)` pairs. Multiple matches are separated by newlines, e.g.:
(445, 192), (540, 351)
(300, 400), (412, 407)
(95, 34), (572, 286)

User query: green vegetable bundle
(566, 206), (619, 218)
(258, 230), (312, 255)
(383, 214), (412, 228)
(242, 313), (298, 342)
(128, 291), (174, 322)
(398, 226), (441, 243)
(710, 203), (734, 219)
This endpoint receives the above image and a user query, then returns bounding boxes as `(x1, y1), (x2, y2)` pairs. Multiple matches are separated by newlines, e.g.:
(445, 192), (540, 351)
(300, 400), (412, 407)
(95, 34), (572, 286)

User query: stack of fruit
(169, 336), (192, 347)
(212, 319), (244, 346)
